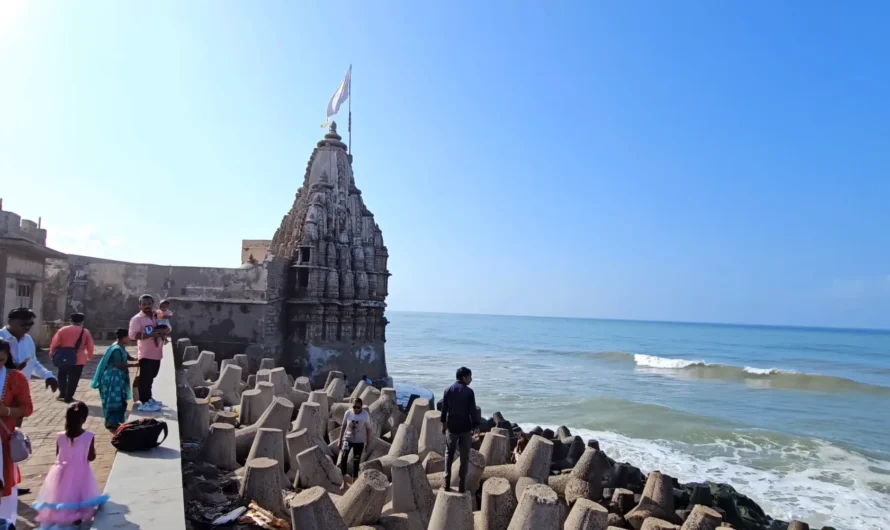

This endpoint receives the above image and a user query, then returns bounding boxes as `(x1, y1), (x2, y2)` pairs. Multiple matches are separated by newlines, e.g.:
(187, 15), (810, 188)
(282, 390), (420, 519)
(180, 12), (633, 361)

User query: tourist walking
(128, 295), (169, 412)
(440, 366), (480, 493)
(49, 312), (95, 403)
(32, 401), (109, 528)
(0, 338), (34, 524)
(337, 397), (372, 479)
(91, 329), (137, 430)
(0, 308), (59, 393)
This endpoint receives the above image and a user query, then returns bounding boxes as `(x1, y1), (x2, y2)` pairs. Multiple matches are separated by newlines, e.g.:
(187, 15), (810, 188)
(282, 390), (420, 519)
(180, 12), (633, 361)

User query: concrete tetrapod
(179, 395), (210, 441)
(480, 431), (510, 467)
(292, 401), (331, 457)
(203, 423), (238, 470)
(324, 370), (344, 391)
(231, 353), (250, 381)
(626, 471), (680, 529)
(183, 345), (200, 362)
(391, 454), (436, 524)
(418, 410), (444, 460)
(290, 486), (348, 530)
(335, 468), (389, 526)
(404, 398), (430, 434)
(441, 448), (486, 492)
(183, 360), (208, 389)
(308, 390), (330, 441)
(209, 363), (243, 406)
(245, 427), (288, 483)
(548, 448), (611, 504)
(285, 428), (312, 477)
(197, 350), (218, 380)
(294, 376), (312, 393)
(240, 457), (286, 519)
(611, 488), (635, 515)
(215, 410), (237, 425)
(238, 386), (273, 427)
(366, 423), (419, 478)
(369, 393), (398, 437)
(641, 519), (681, 530)
(479, 477), (516, 530)
(259, 367), (310, 411)
(482, 435), (554, 486)
(235, 396), (294, 461)
(564, 498), (609, 530)
(423, 451), (444, 474)
(349, 379), (369, 400)
(325, 376), (347, 401)
(427, 489), (474, 530)
(506, 483), (561, 530)
(296, 445), (344, 492)
(679, 505), (722, 530)
(247, 374), (256, 389)
(360, 386), (381, 407)
(258, 358), (276, 371)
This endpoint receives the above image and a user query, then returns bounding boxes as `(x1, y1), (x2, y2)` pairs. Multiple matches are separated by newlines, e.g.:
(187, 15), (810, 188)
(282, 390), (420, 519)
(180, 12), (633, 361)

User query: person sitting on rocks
(441, 366), (481, 493)
(512, 432), (528, 463)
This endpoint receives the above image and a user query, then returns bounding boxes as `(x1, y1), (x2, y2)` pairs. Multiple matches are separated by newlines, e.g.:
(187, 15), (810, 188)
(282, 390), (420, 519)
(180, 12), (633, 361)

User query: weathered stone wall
(43, 254), (269, 353)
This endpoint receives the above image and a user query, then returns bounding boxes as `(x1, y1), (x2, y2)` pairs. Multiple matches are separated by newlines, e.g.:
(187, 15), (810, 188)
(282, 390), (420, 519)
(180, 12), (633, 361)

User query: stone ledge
(91, 342), (186, 530)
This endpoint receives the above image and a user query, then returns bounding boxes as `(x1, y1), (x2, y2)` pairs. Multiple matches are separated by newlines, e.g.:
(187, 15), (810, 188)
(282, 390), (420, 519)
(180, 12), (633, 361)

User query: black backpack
(111, 419), (168, 452)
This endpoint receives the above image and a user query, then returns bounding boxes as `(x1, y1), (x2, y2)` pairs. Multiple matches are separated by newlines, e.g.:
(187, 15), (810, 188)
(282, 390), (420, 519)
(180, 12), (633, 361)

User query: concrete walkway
(16, 344), (135, 530)
(90, 341), (185, 529)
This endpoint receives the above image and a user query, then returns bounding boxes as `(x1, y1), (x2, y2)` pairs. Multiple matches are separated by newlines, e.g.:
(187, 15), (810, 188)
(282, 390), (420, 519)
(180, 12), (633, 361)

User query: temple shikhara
(270, 122), (390, 383)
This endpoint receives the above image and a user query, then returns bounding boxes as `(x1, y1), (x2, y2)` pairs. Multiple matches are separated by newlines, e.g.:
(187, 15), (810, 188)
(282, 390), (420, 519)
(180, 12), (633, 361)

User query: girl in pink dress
(32, 401), (109, 528)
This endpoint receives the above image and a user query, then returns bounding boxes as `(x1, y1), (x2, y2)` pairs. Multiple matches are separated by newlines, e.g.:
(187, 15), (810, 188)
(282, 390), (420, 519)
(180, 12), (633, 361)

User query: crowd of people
(0, 293), (172, 529)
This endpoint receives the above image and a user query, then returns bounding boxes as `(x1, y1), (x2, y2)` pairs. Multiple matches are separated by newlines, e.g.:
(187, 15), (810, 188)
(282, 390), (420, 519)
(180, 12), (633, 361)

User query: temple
(270, 122), (391, 385)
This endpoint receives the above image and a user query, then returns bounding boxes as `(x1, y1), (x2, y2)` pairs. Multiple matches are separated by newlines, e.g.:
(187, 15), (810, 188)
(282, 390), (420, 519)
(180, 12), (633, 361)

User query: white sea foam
(520, 422), (890, 530)
(633, 353), (707, 369)
(634, 353), (799, 377)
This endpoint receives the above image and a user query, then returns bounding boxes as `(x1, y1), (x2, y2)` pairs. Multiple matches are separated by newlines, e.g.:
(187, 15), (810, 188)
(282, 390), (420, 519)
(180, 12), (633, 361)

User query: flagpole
(348, 64), (353, 156)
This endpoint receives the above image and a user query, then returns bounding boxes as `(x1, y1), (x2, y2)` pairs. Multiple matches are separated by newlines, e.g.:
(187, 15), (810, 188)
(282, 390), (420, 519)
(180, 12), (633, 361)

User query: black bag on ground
(111, 419), (168, 452)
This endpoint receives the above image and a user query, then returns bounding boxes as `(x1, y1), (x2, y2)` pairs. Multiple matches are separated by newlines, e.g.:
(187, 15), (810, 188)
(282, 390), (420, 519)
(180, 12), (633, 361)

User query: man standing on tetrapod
(440, 366), (481, 493)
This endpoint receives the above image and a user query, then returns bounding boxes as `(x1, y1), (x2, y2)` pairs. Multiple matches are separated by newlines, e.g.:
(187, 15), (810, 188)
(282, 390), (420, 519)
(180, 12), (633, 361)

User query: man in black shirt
(440, 366), (480, 493)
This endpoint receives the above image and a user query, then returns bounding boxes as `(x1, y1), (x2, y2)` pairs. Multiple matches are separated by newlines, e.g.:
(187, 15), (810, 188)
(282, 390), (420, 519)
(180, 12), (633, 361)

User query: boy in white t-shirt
(337, 397), (372, 479)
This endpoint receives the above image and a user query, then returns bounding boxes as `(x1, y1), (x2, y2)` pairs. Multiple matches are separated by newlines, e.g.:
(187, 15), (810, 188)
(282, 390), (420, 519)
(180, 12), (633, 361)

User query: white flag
(322, 65), (351, 127)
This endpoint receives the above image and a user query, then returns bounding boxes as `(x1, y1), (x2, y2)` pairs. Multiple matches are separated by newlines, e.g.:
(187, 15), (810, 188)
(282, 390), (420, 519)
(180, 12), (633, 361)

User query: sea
(385, 311), (890, 530)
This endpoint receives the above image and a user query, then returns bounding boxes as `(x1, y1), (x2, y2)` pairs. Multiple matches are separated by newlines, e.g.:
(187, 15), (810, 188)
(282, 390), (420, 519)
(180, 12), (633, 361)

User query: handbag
(52, 328), (85, 368)
(0, 420), (31, 463)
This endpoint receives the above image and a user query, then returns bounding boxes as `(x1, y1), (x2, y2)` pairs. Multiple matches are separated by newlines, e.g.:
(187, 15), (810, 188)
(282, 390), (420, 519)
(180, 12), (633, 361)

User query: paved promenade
(15, 344), (135, 529)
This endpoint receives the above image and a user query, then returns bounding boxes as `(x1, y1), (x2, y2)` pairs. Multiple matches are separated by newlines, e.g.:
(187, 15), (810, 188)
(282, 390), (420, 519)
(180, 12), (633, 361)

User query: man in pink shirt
(128, 294), (170, 412)
(49, 312), (95, 403)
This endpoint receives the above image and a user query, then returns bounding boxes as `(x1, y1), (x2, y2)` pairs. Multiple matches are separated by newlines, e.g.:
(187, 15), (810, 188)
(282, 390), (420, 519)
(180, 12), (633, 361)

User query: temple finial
(329, 121), (338, 134)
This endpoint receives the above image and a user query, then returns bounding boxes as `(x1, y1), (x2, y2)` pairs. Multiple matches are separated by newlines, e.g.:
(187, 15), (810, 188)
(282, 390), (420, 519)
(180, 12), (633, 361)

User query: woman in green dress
(90, 328), (137, 430)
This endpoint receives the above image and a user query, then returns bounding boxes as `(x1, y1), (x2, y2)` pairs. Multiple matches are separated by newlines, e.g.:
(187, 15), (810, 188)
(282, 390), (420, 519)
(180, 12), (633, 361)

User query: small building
(241, 239), (272, 265)
(0, 202), (67, 346)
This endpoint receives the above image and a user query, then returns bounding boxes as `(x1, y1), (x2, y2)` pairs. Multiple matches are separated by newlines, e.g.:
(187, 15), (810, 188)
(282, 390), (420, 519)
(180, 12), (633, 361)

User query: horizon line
(386, 308), (890, 334)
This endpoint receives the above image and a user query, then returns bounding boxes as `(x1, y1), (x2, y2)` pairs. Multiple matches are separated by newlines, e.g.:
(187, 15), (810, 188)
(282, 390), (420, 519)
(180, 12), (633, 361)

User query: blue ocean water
(386, 311), (890, 529)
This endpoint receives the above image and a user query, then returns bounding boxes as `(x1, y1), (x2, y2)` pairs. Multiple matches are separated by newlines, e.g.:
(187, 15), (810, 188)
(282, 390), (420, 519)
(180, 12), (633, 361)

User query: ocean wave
(517, 422), (890, 530)
(583, 351), (890, 395)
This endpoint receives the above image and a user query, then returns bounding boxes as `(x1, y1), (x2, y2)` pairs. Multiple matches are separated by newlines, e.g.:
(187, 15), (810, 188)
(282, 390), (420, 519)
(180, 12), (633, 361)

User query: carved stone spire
(269, 125), (390, 386)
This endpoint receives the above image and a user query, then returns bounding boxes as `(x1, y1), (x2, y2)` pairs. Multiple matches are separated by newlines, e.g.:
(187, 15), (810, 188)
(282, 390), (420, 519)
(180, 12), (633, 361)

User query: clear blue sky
(1, 2), (888, 329)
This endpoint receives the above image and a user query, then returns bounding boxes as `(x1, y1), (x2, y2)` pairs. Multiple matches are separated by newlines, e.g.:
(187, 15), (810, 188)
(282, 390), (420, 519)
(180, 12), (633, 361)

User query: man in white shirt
(0, 307), (59, 496)
(0, 308), (59, 389)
